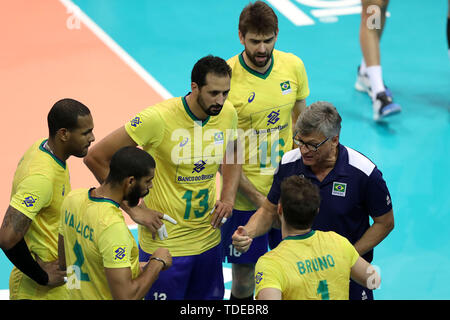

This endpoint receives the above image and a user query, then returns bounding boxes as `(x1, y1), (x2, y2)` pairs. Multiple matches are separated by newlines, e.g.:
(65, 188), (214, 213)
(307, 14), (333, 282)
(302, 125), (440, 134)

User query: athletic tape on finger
(162, 214), (177, 225)
(157, 224), (168, 240)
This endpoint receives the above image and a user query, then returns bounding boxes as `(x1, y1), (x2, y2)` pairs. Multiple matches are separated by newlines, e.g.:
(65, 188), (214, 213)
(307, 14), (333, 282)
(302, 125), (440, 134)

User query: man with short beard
(58, 146), (171, 300)
(83, 55), (241, 300)
(221, 1), (309, 301)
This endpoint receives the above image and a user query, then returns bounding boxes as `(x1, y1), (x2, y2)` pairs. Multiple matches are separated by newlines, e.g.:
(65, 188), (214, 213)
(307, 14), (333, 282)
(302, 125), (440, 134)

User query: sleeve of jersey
(365, 168), (393, 218)
(295, 57), (310, 101)
(124, 106), (165, 148)
(9, 174), (53, 221)
(98, 222), (134, 269)
(339, 235), (360, 268)
(254, 256), (284, 298)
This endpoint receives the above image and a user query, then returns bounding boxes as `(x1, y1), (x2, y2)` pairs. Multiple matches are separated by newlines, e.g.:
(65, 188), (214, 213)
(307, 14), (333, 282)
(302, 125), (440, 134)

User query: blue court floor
(1, 0), (449, 300)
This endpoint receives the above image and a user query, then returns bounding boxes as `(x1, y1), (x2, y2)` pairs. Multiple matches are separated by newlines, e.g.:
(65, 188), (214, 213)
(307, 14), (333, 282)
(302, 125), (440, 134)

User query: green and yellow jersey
(8, 138), (70, 300)
(59, 188), (140, 300)
(227, 49), (309, 211)
(255, 230), (359, 300)
(125, 96), (238, 256)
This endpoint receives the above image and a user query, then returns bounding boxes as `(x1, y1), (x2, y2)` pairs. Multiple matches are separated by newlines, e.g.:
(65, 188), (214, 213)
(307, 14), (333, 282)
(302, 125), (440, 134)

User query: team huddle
(0, 1), (393, 300)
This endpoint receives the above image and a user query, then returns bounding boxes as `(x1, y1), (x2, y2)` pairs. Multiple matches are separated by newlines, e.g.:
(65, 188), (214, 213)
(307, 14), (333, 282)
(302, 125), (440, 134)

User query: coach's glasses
(293, 133), (330, 152)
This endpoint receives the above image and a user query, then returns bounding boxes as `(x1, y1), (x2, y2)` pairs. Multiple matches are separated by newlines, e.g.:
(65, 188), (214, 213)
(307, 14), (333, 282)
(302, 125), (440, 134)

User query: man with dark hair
(84, 55), (241, 300)
(0, 98), (95, 300)
(221, 0), (309, 300)
(254, 175), (381, 300)
(233, 101), (394, 300)
(58, 147), (171, 300)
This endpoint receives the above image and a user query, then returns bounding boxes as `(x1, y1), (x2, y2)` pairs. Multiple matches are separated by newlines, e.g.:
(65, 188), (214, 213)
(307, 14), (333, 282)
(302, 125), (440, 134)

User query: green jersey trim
(39, 139), (66, 169)
(182, 95), (211, 127)
(238, 52), (274, 80)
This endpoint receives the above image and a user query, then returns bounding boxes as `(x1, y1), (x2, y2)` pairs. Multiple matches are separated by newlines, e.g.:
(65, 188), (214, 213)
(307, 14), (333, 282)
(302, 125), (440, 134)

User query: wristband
(150, 257), (166, 268)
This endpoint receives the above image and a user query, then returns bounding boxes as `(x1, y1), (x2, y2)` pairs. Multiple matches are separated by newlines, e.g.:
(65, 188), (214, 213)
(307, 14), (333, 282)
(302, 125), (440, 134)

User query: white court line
(59, 0), (173, 100)
(266, 0), (315, 26)
(0, 290), (9, 300)
(311, 6), (361, 18)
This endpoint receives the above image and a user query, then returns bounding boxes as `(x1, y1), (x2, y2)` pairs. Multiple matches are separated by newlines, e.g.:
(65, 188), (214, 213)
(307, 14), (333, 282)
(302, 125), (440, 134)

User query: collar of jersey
(238, 52), (274, 80)
(39, 139), (66, 169)
(284, 230), (315, 241)
(182, 94), (211, 126)
(88, 188), (120, 208)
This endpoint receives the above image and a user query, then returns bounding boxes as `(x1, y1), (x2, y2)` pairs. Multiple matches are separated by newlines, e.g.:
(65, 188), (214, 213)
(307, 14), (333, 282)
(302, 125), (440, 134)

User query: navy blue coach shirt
(267, 144), (392, 262)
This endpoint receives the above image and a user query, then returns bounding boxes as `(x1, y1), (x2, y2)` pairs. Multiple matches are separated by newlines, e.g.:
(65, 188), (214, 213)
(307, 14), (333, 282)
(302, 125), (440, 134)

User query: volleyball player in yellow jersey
(59, 147), (171, 300)
(84, 55), (241, 300)
(0, 99), (95, 300)
(255, 176), (380, 300)
(221, 1), (309, 300)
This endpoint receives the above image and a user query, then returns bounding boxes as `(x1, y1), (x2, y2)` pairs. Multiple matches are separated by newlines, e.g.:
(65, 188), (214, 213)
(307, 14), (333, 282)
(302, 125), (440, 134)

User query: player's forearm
(220, 163), (241, 205)
(245, 200), (277, 239)
(83, 151), (110, 184)
(238, 172), (265, 208)
(112, 260), (163, 300)
(354, 218), (394, 256)
(129, 259), (164, 300)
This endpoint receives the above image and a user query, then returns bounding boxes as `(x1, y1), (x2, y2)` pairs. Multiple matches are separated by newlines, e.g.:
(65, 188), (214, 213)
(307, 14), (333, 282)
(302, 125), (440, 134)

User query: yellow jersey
(255, 230), (359, 300)
(59, 188), (140, 300)
(227, 49), (309, 211)
(9, 138), (70, 300)
(125, 96), (238, 256)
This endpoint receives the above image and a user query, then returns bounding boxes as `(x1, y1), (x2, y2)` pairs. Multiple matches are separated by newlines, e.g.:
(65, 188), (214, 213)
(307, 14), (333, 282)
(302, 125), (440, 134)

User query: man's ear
(238, 30), (245, 46)
(56, 128), (69, 142)
(277, 203), (283, 218)
(191, 81), (199, 94)
(122, 176), (135, 191)
(331, 135), (340, 147)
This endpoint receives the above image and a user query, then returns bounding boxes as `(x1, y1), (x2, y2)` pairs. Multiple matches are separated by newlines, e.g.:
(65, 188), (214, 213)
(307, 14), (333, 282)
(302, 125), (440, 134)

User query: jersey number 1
(317, 280), (329, 300)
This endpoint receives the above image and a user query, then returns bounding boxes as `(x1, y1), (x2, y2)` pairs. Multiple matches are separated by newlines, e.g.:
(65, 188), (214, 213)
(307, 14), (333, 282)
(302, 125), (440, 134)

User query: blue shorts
(221, 209), (282, 264)
(349, 279), (374, 300)
(139, 244), (224, 300)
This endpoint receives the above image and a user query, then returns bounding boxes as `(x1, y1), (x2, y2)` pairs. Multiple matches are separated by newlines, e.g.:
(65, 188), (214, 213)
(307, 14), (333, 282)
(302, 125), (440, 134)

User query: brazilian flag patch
(332, 182), (347, 197)
(280, 81), (292, 95)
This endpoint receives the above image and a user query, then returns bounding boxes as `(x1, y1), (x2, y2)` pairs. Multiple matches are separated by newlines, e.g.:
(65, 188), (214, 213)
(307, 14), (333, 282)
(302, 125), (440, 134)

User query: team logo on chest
(192, 160), (207, 173)
(267, 110), (281, 125)
(332, 182), (347, 197)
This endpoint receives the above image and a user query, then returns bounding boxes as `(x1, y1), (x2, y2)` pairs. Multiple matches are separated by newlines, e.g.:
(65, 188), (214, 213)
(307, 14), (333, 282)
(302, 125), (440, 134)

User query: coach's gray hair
(294, 101), (342, 138)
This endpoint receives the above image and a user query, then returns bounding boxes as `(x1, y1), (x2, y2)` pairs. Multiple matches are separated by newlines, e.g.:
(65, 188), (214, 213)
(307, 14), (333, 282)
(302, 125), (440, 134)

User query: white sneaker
(354, 66), (372, 97)
(373, 91), (402, 121)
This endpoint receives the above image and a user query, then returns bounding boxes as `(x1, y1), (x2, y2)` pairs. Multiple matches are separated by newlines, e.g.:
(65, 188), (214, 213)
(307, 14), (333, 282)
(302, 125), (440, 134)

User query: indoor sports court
(0, 0), (448, 300)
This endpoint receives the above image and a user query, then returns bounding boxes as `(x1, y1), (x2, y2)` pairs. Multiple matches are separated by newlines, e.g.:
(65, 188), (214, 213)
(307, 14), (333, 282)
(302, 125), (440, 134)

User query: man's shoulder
(281, 148), (302, 166)
(342, 145), (376, 177)
(274, 49), (304, 66)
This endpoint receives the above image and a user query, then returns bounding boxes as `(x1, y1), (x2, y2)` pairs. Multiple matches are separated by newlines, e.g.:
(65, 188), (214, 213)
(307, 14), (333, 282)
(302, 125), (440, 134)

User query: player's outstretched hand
(124, 201), (163, 233)
(210, 200), (233, 229)
(157, 214), (177, 240)
(232, 226), (252, 253)
(35, 254), (66, 287)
